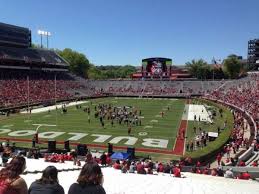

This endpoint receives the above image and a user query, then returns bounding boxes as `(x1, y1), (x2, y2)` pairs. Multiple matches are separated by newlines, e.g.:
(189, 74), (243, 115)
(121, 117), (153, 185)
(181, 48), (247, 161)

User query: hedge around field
(184, 98), (234, 163)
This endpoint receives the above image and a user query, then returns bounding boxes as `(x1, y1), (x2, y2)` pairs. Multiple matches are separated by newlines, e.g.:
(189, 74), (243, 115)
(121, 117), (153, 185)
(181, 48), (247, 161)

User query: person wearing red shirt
(238, 171), (251, 180)
(239, 160), (245, 166)
(251, 160), (258, 167)
(173, 166), (181, 178)
(157, 163), (164, 173)
(136, 162), (146, 174)
(106, 156), (112, 166)
(113, 160), (121, 170)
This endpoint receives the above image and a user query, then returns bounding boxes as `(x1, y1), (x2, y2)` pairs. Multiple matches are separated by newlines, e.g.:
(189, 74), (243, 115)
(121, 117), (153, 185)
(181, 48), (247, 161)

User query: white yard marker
(32, 124), (57, 132)
(150, 120), (158, 123)
(2, 124), (13, 128)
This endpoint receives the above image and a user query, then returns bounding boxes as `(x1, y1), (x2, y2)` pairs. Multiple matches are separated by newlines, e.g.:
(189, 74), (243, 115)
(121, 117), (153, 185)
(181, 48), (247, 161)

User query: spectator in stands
(113, 160), (121, 170)
(136, 161), (146, 174)
(28, 166), (64, 194)
(216, 153), (222, 166)
(121, 165), (128, 173)
(172, 165), (181, 178)
(238, 171), (251, 180)
(238, 160), (245, 167)
(70, 149), (77, 165)
(202, 167), (209, 175)
(224, 168), (234, 179)
(163, 163), (171, 174)
(217, 166), (224, 177)
(210, 168), (218, 176)
(100, 152), (107, 166)
(129, 162), (136, 173)
(157, 162), (164, 173)
(106, 155), (112, 166)
(0, 156), (27, 194)
(68, 162), (105, 194)
(251, 160), (258, 167)
(0, 143), (3, 153)
(85, 152), (93, 163)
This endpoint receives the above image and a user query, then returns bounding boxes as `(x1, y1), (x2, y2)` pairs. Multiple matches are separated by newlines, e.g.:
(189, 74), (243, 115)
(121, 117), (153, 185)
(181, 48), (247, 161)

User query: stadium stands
(78, 80), (224, 97)
(0, 69), (84, 108)
(1, 157), (258, 194)
(207, 73), (259, 133)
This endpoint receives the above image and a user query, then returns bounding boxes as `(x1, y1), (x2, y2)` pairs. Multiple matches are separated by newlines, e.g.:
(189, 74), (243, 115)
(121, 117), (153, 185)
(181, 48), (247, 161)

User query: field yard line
(32, 124), (57, 126)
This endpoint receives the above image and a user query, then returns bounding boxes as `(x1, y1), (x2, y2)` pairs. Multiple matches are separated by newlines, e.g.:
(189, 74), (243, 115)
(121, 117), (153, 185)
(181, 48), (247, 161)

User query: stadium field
(0, 98), (186, 154)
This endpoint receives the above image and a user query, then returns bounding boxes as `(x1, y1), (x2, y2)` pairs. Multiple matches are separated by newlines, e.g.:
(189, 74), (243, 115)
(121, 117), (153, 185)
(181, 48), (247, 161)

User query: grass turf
(0, 97), (185, 152)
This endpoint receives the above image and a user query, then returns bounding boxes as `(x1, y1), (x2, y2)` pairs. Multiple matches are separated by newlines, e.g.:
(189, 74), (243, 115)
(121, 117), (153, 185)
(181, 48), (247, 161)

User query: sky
(1, 0), (259, 66)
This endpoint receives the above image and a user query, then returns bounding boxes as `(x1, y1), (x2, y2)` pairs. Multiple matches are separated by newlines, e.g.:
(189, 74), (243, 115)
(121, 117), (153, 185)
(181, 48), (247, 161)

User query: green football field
(0, 97), (186, 152)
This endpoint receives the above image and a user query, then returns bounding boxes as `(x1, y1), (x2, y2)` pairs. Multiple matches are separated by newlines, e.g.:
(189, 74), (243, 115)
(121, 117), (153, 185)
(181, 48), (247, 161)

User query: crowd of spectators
(0, 69), (84, 108)
(207, 73), (259, 132)
(0, 69), (227, 109)
(84, 80), (224, 97)
(109, 156), (253, 180)
(0, 138), (255, 194)
(0, 155), (106, 194)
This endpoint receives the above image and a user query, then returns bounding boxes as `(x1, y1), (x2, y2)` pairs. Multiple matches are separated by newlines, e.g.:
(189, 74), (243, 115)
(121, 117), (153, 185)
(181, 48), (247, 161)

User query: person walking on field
(128, 125), (132, 136)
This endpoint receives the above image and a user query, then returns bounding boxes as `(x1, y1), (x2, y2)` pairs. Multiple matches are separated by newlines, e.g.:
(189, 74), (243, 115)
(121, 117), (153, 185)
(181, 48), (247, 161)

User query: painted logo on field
(0, 128), (169, 149)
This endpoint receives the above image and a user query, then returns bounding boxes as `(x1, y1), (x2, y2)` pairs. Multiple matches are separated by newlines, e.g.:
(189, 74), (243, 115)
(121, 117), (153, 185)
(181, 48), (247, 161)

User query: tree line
(186, 55), (245, 80)
(56, 48), (136, 79)
(36, 45), (246, 80)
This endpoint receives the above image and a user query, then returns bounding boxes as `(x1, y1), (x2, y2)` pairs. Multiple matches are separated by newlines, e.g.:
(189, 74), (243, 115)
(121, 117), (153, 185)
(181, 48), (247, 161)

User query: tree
(56, 48), (90, 78)
(223, 55), (241, 79)
(212, 66), (225, 79)
(31, 43), (41, 48)
(186, 59), (211, 79)
(88, 65), (136, 79)
(88, 66), (104, 79)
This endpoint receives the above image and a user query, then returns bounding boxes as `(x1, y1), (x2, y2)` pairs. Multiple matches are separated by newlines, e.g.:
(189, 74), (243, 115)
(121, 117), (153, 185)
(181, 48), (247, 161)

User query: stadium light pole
(38, 30), (51, 49)
(37, 30), (43, 48)
(46, 31), (51, 49)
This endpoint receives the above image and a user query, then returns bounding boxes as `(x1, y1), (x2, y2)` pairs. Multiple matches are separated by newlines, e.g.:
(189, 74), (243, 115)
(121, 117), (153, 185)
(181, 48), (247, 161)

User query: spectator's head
(0, 156), (26, 179)
(77, 162), (103, 186)
(38, 166), (59, 184)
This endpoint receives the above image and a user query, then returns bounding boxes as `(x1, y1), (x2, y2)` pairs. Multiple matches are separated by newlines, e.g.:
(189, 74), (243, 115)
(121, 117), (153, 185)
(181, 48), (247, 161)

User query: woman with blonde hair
(0, 156), (27, 194)
(68, 162), (105, 194)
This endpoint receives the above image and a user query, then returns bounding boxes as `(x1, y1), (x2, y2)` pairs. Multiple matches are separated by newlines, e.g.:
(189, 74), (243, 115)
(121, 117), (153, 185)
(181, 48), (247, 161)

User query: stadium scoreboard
(142, 57), (172, 77)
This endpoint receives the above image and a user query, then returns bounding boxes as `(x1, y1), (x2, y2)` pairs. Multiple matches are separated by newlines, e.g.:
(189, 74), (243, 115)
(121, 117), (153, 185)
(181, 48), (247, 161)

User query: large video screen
(146, 60), (166, 76)
(143, 58), (172, 76)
